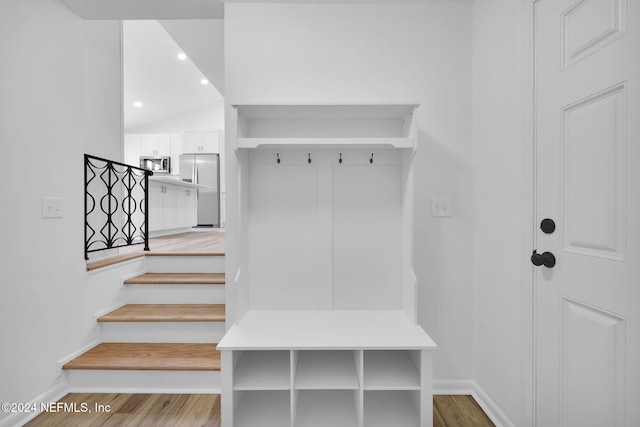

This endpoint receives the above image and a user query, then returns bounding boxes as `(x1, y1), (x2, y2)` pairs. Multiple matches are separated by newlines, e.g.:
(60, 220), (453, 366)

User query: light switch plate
(42, 197), (63, 218)
(431, 196), (451, 217)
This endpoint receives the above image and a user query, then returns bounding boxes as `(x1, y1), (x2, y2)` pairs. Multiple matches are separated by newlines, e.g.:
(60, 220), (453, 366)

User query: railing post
(84, 154), (89, 260)
(144, 171), (151, 252)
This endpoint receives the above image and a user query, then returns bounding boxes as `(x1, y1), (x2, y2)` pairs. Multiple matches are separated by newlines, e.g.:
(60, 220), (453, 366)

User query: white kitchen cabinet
(184, 130), (220, 153)
(176, 186), (197, 228)
(149, 178), (199, 234)
(218, 104), (436, 427)
(141, 134), (171, 156)
(148, 181), (176, 231)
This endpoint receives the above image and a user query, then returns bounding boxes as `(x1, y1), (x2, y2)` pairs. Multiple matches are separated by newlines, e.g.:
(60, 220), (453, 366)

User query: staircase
(64, 254), (225, 393)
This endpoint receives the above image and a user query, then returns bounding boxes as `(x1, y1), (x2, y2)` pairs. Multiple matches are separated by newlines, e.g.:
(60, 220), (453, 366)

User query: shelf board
(363, 350), (420, 390)
(235, 390), (290, 427)
(296, 389), (359, 427)
(364, 390), (420, 427)
(234, 103), (419, 120)
(295, 350), (359, 390)
(234, 351), (290, 390)
(237, 137), (414, 149)
(217, 310), (437, 351)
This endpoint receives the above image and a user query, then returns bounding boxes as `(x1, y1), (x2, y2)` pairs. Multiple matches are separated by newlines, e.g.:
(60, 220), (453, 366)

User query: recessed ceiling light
(201, 79), (209, 85)
(177, 52), (187, 61)
(133, 101), (143, 108)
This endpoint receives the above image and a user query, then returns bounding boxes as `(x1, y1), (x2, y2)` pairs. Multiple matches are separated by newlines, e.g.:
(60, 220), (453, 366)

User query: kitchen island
(148, 176), (210, 236)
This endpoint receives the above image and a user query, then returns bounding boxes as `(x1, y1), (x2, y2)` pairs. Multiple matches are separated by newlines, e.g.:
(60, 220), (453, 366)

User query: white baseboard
(0, 380), (67, 427)
(434, 379), (514, 427)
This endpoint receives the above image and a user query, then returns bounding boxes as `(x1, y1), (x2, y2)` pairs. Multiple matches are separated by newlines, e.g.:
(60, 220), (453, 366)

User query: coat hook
(370, 153), (374, 164)
(339, 153), (343, 164)
(308, 153), (312, 164)
(277, 153), (281, 164)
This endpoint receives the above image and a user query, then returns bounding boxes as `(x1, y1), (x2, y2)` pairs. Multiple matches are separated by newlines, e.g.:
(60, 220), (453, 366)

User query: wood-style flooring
(86, 228), (225, 271)
(25, 393), (494, 427)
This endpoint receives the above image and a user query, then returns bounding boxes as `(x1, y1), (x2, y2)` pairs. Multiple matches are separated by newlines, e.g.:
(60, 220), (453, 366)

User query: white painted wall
(126, 101), (224, 133)
(0, 1), (123, 424)
(225, 2), (474, 381)
(472, 0), (530, 425)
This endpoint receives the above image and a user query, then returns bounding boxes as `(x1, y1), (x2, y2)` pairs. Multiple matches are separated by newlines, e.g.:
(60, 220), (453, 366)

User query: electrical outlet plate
(42, 197), (63, 218)
(431, 196), (451, 217)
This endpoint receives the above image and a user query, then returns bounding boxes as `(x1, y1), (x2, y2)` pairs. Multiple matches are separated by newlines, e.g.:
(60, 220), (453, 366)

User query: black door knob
(540, 218), (556, 234)
(531, 250), (556, 268)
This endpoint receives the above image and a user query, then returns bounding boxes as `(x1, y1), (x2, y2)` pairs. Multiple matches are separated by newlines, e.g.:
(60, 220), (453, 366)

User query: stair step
(98, 304), (225, 322)
(124, 273), (225, 285)
(63, 343), (220, 371)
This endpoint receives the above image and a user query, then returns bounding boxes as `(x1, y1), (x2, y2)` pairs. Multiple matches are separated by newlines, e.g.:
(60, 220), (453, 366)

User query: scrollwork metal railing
(84, 154), (153, 260)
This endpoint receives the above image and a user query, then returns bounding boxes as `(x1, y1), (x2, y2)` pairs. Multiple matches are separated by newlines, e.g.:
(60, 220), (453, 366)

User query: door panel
(534, 0), (638, 425)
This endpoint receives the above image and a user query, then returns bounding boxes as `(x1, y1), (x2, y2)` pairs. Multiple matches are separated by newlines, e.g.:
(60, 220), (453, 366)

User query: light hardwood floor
(25, 393), (494, 426)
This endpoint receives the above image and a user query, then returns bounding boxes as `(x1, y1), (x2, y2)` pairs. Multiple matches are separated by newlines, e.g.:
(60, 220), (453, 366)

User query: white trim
(55, 339), (101, 379)
(92, 301), (126, 328)
(0, 380), (67, 427)
(86, 254), (145, 275)
(434, 380), (515, 427)
(526, 1), (540, 427)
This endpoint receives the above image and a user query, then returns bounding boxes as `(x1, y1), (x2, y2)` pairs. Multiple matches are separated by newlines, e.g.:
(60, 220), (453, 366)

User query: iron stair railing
(84, 154), (153, 260)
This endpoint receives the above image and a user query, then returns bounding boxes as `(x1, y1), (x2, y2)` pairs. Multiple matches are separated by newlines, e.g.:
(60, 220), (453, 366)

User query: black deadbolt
(531, 250), (556, 268)
(540, 218), (555, 234)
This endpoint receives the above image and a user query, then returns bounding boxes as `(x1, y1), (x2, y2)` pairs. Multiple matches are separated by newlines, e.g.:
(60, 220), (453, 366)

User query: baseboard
(434, 379), (514, 427)
(0, 380), (67, 427)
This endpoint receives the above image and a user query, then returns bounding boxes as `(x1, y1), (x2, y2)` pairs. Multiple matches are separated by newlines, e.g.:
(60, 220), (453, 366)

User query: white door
(534, 1), (639, 426)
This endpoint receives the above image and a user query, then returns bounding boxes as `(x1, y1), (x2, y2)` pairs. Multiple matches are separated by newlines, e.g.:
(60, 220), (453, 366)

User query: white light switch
(42, 197), (63, 218)
(431, 196), (451, 217)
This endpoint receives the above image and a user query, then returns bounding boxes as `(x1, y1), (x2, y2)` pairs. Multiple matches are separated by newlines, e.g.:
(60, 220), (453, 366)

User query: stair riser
(100, 322), (226, 343)
(125, 284), (225, 304)
(65, 370), (220, 394)
(145, 256), (225, 273)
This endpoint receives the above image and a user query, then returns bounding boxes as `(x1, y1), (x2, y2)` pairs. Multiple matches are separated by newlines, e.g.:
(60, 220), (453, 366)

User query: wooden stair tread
(123, 273), (225, 285)
(98, 304), (225, 322)
(62, 343), (220, 371)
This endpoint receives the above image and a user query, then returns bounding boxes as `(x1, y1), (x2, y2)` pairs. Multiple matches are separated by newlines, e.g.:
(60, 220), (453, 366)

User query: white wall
(126, 101), (224, 133)
(0, 1), (122, 423)
(472, 0), (530, 425)
(225, 3), (474, 381)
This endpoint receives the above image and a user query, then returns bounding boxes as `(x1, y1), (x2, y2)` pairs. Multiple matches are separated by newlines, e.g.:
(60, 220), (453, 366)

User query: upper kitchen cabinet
(141, 134), (171, 156)
(185, 130), (221, 153)
(235, 104), (417, 149)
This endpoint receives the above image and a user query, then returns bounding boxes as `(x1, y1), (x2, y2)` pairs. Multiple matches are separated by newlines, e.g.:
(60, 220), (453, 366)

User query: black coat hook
(308, 153), (312, 164)
(370, 153), (374, 164)
(339, 153), (343, 164)
(276, 153), (280, 164)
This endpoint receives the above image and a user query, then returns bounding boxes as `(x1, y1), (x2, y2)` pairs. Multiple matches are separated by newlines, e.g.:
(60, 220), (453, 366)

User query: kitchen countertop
(149, 175), (211, 189)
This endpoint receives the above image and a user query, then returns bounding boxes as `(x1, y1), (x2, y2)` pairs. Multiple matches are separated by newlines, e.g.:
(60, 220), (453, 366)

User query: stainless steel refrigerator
(179, 153), (220, 227)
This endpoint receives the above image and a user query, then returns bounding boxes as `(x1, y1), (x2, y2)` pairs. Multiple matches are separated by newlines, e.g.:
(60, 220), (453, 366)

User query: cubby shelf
(234, 390), (290, 427)
(364, 390), (420, 427)
(363, 350), (420, 390)
(296, 390), (359, 427)
(294, 350), (359, 390)
(233, 350), (290, 390)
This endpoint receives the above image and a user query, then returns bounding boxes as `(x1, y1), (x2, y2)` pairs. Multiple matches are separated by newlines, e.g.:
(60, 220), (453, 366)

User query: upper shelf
(234, 104), (418, 149)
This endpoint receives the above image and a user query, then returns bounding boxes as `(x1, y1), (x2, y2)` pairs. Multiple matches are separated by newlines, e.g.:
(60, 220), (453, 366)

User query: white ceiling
(123, 20), (224, 131)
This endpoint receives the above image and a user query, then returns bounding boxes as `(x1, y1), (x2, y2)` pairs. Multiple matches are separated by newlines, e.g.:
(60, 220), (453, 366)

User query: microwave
(140, 156), (171, 174)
